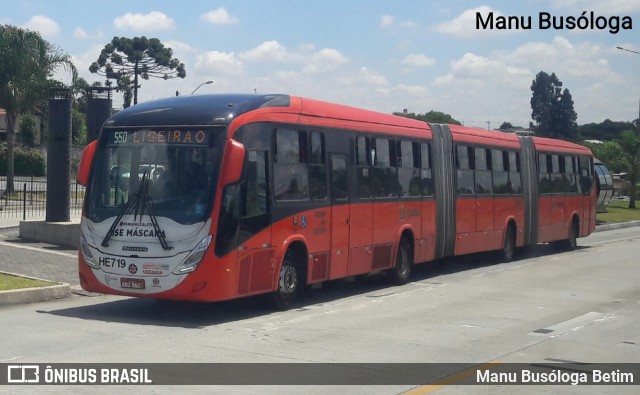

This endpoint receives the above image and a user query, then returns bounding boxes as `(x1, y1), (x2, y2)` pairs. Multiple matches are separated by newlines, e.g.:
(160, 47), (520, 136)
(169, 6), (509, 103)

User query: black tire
(565, 220), (578, 250)
(272, 251), (300, 310)
(501, 225), (516, 263)
(391, 238), (412, 285)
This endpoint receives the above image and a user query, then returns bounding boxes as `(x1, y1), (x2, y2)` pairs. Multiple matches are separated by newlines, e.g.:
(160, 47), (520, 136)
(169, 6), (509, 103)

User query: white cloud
(195, 51), (243, 76)
(69, 44), (104, 79)
(200, 7), (239, 25)
(302, 48), (349, 74)
(551, 0), (640, 13)
(379, 14), (418, 29)
(380, 15), (395, 28)
(22, 15), (60, 37)
(449, 53), (513, 77)
(427, 35), (634, 126)
(164, 40), (196, 54)
(505, 36), (615, 79)
(241, 40), (289, 61)
(359, 67), (388, 86)
(435, 5), (517, 38)
(402, 53), (436, 67)
(52, 44), (104, 88)
(113, 11), (175, 31)
(74, 27), (88, 39)
(73, 27), (104, 40)
(394, 84), (428, 95)
(429, 52), (535, 126)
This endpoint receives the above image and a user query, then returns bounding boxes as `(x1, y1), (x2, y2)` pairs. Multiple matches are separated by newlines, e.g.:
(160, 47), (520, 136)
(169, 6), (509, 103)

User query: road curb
(594, 220), (640, 232)
(0, 271), (70, 307)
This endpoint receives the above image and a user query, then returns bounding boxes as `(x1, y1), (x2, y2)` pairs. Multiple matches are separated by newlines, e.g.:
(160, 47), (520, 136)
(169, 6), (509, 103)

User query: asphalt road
(0, 227), (639, 394)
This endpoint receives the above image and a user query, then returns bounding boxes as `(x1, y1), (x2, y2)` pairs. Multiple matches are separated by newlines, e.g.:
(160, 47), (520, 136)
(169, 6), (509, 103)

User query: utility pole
(616, 46), (640, 137)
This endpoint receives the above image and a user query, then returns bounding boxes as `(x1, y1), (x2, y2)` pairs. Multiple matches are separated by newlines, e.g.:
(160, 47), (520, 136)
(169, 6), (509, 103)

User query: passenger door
(329, 154), (350, 279)
(236, 150), (275, 296)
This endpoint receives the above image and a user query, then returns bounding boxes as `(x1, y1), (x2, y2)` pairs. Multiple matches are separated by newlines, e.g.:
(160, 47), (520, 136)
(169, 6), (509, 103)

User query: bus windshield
(86, 127), (225, 225)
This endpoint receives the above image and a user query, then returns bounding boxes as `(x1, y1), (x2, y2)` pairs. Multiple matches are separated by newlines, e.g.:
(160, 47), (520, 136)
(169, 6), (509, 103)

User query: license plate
(120, 278), (145, 289)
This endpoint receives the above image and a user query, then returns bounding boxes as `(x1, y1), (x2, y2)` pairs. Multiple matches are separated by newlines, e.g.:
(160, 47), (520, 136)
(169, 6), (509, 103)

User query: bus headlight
(80, 235), (100, 269)
(173, 235), (212, 274)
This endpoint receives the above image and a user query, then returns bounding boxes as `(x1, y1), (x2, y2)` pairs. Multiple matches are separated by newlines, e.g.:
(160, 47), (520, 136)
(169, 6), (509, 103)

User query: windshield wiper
(101, 171), (172, 251)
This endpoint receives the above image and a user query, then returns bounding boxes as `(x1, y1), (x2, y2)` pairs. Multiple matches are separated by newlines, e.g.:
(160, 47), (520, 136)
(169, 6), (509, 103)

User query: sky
(2, 0), (640, 128)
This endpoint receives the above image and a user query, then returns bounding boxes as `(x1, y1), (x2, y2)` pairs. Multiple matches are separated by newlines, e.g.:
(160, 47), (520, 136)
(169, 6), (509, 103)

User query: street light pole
(616, 46), (640, 133)
(616, 46), (640, 55)
(191, 80), (214, 95)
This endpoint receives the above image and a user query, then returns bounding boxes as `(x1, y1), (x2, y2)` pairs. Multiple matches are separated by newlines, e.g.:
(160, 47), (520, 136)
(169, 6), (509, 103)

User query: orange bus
(76, 94), (596, 309)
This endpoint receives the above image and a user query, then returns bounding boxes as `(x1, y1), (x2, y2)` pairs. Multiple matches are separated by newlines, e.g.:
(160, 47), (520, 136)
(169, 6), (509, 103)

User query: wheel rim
(279, 265), (297, 295)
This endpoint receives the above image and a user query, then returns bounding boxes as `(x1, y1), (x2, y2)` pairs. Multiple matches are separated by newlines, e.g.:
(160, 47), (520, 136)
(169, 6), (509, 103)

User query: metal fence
(0, 176), (85, 220)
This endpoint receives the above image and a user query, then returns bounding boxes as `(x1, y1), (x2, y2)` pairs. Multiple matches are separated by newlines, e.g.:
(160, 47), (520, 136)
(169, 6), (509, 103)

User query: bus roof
(448, 124), (521, 149)
(103, 94), (291, 127)
(101, 94), (592, 158)
(229, 95), (431, 139)
(533, 136), (593, 156)
(296, 96), (428, 131)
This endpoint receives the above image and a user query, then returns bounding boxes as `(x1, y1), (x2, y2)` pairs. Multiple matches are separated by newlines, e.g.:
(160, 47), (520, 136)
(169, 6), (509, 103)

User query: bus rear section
(532, 137), (596, 246)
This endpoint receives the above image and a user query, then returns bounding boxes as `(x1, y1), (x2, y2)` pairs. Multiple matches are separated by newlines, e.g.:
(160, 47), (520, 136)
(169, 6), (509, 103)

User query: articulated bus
(76, 94), (596, 309)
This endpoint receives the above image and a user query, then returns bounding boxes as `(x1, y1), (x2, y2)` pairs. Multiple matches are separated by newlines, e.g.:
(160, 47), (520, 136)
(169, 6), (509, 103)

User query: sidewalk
(0, 213), (82, 249)
(0, 214), (81, 230)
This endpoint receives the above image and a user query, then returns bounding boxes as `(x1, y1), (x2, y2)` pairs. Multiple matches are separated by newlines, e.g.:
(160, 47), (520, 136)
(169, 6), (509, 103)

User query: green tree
(0, 24), (76, 193)
(584, 141), (626, 174)
(499, 122), (514, 130)
(394, 110), (462, 125)
(578, 119), (635, 141)
(530, 71), (577, 140)
(89, 36), (186, 107)
(72, 107), (87, 145)
(618, 130), (640, 209)
(19, 115), (36, 147)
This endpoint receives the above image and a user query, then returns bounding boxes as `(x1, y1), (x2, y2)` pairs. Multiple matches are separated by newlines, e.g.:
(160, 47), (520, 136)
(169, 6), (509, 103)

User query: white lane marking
(527, 311), (603, 337)
(0, 240), (76, 258)
(0, 356), (23, 362)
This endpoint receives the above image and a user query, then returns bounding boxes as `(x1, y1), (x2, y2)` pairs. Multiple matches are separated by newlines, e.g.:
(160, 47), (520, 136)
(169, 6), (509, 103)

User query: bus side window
(508, 151), (522, 194)
(216, 183), (240, 257)
(421, 142), (434, 197)
(372, 137), (398, 198)
(474, 147), (492, 195)
(243, 151), (269, 217)
(456, 145), (474, 195)
(492, 149), (509, 195)
(331, 156), (348, 201)
(356, 136), (371, 198)
(564, 155), (577, 193)
(579, 156), (593, 194)
(274, 129), (309, 201)
(550, 154), (562, 193)
(538, 153), (550, 194)
(309, 131), (327, 200)
(398, 140), (420, 197)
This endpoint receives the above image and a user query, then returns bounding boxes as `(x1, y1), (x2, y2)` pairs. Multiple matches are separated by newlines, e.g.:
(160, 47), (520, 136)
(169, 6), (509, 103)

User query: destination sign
(108, 129), (210, 146)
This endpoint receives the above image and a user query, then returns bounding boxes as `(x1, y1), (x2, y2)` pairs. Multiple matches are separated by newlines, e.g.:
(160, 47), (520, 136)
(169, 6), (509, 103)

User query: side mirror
(219, 139), (246, 186)
(76, 140), (97, 186)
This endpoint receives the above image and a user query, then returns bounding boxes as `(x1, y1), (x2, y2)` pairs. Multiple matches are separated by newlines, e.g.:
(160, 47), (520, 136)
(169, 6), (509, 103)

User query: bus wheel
(272, 251), (299, 310)
(565, 220), (579, 250)
(501, 225), (516, 263)
(391, 238), (412, 285)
